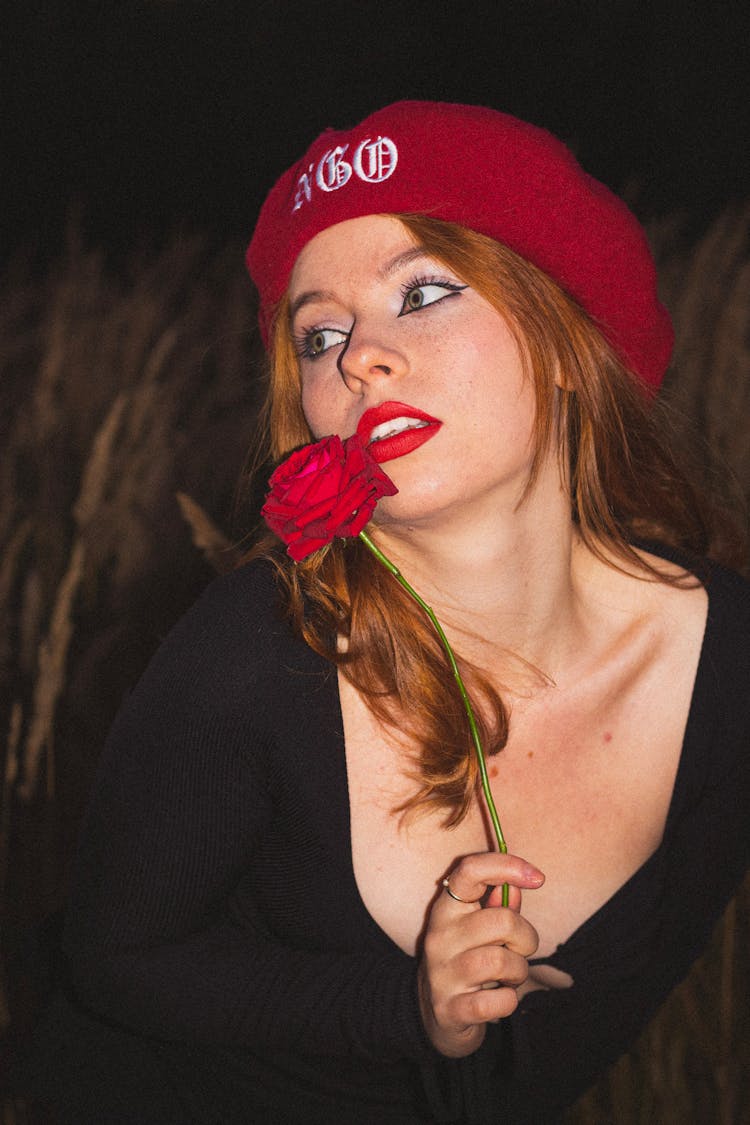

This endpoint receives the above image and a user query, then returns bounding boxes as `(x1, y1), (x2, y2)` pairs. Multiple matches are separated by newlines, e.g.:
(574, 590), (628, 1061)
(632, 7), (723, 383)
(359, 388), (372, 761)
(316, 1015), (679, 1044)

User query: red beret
(246, 100), (672, 391)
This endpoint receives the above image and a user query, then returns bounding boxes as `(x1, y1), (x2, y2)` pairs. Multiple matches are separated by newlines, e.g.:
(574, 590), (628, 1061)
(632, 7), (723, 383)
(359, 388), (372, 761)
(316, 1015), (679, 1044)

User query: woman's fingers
(448, 893), (539, 957)
(424, 897), (540, 975)
(439, 852), (544, 907)
(442, 979), (522, 1027)
(418, 852), (545, 1055)
(460, 937), (531, 989)
(418, 936), (529, 1056)
(485, 882), (521, 911)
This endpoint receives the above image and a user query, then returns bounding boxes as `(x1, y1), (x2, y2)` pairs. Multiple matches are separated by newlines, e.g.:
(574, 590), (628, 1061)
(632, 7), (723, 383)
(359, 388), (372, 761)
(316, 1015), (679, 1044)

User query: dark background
(3, 0), (748, 262)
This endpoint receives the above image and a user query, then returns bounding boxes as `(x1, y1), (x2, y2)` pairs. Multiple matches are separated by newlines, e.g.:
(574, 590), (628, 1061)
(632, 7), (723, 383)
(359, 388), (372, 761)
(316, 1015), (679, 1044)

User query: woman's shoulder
(186, 554), (285, 621)
(702, 553), (750, 620)
(649, 547), (750, 674)
(636, 540), (749, 602)
(642, 544), (750, 699)
(117, 558), (321, 724)
(157, 557), (296, 662)
(614, 544), (750, 770)
(698, 557), (750, 736)
(634, 543), (750, 641)
(644, 549), (750, 793)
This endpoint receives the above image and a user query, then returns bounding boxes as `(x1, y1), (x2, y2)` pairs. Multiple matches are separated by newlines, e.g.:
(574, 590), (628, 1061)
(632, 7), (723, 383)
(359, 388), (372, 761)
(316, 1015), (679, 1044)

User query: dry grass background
(0, 206), (748, 1123)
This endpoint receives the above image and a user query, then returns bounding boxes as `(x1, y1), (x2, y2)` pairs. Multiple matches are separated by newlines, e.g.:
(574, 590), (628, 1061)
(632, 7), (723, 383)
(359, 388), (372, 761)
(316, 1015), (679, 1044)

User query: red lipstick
(356, 401), (442, 464)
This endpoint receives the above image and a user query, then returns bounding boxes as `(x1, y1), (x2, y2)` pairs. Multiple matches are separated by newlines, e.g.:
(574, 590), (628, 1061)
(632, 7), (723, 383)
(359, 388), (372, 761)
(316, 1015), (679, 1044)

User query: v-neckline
(326, 556), (714, 971)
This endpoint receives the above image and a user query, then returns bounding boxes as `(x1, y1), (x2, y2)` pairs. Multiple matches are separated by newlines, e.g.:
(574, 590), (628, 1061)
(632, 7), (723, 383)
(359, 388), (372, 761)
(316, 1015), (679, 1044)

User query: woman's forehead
(288, 215), (419, 296)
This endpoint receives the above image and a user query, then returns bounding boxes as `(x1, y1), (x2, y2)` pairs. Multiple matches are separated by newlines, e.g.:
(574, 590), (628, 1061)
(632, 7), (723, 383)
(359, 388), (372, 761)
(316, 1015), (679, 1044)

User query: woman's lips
(356, 402), (442, 464)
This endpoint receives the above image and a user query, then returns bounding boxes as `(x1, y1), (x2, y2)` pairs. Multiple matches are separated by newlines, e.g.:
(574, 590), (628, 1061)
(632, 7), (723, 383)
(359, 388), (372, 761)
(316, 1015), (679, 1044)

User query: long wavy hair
(246, 214), (737, 826)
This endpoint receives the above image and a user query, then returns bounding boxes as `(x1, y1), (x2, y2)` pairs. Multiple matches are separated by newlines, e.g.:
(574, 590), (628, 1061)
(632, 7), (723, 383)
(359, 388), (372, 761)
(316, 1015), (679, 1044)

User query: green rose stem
(358, 529), (509, 908)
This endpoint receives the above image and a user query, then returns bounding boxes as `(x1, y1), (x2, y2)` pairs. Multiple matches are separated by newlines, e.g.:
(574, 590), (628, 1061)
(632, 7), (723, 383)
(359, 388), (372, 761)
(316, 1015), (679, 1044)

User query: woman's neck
(368, 487), (593, 675)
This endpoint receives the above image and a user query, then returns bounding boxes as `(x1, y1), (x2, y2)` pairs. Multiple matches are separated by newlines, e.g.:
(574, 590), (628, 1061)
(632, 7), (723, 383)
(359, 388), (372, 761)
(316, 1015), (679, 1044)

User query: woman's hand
(418, 853), (544, 1058)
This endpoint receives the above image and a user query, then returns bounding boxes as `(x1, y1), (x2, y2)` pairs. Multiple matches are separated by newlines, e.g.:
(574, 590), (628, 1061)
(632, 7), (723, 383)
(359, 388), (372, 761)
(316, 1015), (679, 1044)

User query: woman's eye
(296, 327), (349, 359)
(398, 280), (466, 317)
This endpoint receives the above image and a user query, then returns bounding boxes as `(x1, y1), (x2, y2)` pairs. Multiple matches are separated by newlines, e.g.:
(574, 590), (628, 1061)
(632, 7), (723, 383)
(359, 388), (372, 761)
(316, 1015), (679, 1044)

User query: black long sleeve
(64, 564), (432, 1064)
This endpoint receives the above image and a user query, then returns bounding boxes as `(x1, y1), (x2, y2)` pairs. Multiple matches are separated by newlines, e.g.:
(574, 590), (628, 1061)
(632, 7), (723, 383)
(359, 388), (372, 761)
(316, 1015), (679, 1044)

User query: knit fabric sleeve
(62, 563), (432, 1065)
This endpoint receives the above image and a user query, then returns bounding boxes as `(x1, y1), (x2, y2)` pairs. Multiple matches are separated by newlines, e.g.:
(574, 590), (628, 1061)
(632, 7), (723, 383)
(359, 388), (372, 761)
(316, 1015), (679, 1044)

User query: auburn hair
(247, 214), (739, 826)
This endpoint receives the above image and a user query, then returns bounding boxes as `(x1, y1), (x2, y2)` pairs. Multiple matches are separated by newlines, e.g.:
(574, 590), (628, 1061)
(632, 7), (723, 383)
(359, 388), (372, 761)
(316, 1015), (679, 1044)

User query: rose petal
(262, 434), (398, 558)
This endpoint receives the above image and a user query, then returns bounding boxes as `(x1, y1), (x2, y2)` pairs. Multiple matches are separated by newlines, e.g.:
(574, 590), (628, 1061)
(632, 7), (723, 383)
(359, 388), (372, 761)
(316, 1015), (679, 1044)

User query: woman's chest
(340, 655), (691, 962)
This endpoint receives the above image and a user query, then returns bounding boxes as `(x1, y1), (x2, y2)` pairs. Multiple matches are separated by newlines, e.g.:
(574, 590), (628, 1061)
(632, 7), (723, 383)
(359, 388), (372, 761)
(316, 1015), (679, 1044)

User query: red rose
(261, 434), (398, 560)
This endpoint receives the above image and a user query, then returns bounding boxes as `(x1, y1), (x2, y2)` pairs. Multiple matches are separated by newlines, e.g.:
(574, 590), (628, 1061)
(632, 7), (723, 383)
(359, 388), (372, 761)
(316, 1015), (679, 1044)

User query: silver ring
(442, 876), (470, 903)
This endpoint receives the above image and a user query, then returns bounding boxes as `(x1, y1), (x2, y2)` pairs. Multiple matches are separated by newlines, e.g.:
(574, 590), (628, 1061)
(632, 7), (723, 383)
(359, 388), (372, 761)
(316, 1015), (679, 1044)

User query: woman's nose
(338, 327), (408, 393)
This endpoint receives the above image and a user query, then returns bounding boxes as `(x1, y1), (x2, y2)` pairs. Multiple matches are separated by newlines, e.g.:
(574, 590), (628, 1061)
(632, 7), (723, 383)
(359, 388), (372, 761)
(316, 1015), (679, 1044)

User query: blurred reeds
(0, 207), (748, 1123)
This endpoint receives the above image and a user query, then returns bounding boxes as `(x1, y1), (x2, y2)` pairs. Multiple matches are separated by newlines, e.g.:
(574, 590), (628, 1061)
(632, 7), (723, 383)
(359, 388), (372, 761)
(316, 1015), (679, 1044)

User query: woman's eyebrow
(377, 246), (433, 280)
(289, 288), (336, 321)
(289, 247), (434, 321)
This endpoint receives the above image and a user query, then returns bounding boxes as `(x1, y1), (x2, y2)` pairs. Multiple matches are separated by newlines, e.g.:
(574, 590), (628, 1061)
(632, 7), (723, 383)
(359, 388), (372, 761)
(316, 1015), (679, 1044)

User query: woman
(35, 102), (749, 1123)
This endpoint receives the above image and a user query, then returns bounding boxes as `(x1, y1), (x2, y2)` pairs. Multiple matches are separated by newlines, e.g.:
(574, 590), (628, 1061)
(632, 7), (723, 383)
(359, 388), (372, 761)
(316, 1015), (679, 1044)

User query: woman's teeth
(369, 417), (429, 443)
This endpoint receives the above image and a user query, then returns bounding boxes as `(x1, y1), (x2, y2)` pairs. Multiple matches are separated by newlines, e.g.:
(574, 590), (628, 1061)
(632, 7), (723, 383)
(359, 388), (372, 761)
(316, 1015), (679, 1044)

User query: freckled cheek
(301, 379), (349, 439)
(300, 382), (325, 438)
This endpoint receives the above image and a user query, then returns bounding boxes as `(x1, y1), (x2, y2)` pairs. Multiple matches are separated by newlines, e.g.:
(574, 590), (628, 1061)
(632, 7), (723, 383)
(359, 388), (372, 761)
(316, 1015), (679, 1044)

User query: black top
(35, 555), (750, 1124)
